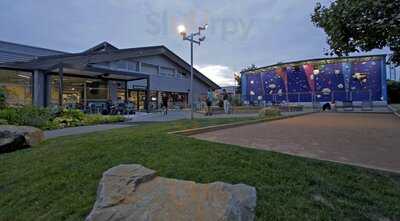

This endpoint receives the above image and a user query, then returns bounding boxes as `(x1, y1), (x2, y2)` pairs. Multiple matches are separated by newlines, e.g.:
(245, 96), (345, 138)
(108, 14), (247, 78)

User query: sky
(0, 0), (393, 86)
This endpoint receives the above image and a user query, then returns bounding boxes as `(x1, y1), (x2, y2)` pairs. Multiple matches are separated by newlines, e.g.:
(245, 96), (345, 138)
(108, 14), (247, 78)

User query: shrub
(83, 114), (125, 125)
(0, 106), (55, 129)
(0, 87), (6, 109)
(0, 119), (8, 125)
(0, 106), (125, 130)
(258, 107), (281, 118)
(53, 109), (86, 128)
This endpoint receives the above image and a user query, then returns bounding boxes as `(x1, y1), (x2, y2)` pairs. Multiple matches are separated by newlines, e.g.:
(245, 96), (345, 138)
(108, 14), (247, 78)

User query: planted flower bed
(0, 106), (125, 130)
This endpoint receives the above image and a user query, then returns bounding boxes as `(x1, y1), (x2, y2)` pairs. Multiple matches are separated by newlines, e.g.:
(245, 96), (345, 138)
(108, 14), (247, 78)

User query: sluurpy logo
(143, 1), (254, 41)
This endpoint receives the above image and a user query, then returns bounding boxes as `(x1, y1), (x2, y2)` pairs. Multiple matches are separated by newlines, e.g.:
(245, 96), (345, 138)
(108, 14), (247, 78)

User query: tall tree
(236, 64), (257, 94)
(311, 0), (400, 65)
(241, 64), (258, 73)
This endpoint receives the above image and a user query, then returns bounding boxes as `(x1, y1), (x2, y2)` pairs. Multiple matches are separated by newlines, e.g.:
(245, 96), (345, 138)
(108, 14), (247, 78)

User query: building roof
(0, 42), (220, 89)
(0, 40), (66, 63)
(242, 54), (387, 74)
(83, 42), (119, 53)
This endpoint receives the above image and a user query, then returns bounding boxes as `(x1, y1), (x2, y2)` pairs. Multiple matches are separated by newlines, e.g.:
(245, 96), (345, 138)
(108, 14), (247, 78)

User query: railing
(245, 90), (375, 105)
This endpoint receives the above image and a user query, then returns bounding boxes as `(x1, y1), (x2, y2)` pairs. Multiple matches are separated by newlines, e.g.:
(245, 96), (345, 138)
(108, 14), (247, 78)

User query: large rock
(0, 125), (44, 153)
(0, 125), (44, 146)
(86, 164), (257, 221)
(0, 130), (27, 153)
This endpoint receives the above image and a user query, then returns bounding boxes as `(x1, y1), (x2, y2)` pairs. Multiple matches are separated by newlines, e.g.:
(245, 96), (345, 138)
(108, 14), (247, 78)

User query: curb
(388, 105), (400, 118)
(169, 111), (315, 136)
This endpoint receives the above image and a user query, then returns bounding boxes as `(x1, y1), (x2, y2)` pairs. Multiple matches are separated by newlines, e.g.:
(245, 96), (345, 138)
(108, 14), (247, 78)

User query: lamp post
(178, 24), (208, 120)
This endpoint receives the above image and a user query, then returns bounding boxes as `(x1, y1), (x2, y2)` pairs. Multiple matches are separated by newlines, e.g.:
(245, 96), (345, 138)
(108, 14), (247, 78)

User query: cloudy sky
(0, 0), (391, 86)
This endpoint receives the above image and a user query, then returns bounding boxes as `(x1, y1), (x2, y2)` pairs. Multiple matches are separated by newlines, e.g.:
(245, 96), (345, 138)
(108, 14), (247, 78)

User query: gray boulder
(86, 164), (257, 221)
(0, 125), (44, 153)
(0, 130), (27, 153)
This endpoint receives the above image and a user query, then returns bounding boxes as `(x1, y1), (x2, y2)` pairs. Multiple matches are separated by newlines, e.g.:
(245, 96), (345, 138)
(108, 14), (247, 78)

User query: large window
(0, 69), (32, 106)
(49, 75), (109, 109)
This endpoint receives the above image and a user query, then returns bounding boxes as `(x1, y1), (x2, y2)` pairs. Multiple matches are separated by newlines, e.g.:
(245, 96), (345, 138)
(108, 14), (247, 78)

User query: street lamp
(178, 24), (208, 120)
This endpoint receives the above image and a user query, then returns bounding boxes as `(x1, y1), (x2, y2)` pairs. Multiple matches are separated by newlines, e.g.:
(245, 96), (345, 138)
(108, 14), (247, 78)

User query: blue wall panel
(242, 56), (386, 103)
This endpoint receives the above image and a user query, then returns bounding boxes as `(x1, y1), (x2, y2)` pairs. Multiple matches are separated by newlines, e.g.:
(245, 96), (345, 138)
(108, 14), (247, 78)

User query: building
(0, 40), (219, 111)
(215, 86), (238, 96)
(241, 55), (387, 106)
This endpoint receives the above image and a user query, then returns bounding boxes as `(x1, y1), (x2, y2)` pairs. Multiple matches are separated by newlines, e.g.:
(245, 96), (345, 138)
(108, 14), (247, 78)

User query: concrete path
(44, 110), (311, 139)
(192, 112), (400, 173)
(44, 123), (134, 139)
(125, 110), (312, 123)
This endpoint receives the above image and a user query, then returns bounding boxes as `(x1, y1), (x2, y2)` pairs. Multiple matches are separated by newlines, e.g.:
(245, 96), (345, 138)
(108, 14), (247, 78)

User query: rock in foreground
(0, 125), (44, 153)
(86, 164), (257, 221)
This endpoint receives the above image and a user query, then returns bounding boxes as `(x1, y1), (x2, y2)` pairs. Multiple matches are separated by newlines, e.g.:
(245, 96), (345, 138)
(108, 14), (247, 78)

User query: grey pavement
(192, 112), (400, 173)
(44, 123), (134, 139)
(44, 110), (312, 139)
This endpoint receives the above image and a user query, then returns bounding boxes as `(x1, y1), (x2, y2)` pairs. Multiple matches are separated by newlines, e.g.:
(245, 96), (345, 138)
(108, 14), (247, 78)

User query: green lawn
(1, 117), (400, 221)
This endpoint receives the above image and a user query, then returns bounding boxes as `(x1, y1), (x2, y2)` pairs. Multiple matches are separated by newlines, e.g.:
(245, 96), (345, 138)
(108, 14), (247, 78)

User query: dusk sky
(0, 0), (391, 86)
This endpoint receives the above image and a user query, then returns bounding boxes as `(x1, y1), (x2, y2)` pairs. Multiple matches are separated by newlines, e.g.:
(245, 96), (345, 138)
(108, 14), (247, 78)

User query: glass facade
(0, 69), (32, 106)
(49, 75), (112, 109)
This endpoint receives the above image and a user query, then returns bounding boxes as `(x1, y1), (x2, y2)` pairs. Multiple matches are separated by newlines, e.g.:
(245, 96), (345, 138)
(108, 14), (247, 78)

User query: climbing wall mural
(242, 56), (386, 103)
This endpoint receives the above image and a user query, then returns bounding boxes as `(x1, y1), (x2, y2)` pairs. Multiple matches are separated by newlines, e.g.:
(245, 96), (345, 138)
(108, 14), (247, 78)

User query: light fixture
(199, 24), (208, 31)
(17, 74), (30, 79)
(199, 36), (206, 42)
(177, 25), (187, 37)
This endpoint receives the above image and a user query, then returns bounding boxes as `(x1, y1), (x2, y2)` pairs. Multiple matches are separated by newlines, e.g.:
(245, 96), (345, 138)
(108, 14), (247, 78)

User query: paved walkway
(44, 110), (311, 139)
(192, 113), (400, 173)
(125, 110), (312, 123)
(44, 123), (134, 139)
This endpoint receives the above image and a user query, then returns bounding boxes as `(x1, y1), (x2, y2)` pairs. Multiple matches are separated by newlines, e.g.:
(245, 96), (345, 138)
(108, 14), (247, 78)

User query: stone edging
(169, 111), (315, 136)
(388, 105), (400, 118)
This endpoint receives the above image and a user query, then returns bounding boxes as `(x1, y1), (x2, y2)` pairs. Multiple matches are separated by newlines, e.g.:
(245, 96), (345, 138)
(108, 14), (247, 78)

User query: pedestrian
(206, 89), (213, 116)
(162, 93), (169, 115)
(222, 89), (230, 114)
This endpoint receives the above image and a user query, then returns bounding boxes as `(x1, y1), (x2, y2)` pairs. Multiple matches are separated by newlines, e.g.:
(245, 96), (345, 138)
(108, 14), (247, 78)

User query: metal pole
(190, 35), (194, 120)
(58, 64), (63, 108)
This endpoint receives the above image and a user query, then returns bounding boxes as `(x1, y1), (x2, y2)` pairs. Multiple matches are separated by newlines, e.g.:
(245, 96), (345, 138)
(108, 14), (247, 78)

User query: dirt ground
(192, 113), (400, 173)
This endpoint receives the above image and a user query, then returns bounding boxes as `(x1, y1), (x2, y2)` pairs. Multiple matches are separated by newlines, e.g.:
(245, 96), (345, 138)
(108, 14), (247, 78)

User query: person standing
(162, 93), (169, 115)
(222, 89), (230, 114)
(206, 89), (213, 116)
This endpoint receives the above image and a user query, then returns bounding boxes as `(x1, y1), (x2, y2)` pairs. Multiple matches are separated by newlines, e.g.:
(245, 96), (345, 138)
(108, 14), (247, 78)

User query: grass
(0, 117), (400, 221)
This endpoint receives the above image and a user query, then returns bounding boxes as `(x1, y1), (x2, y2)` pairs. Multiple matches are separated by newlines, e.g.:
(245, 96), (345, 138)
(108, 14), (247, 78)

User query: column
(33, 70), (46, 107)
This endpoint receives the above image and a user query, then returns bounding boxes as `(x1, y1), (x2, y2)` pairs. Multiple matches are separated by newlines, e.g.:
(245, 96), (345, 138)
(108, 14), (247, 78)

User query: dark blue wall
(242, 56), (386, 103)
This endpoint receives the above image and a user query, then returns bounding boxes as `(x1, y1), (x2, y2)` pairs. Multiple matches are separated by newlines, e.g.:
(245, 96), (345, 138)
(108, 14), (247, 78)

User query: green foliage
(231, 95), (242, 106)
(241, 64), (257, 73)
(82, 114), (125, 125)
(0, 87), (6, 109)
(0, 106), (125, 129)
(234, 74), (241, 94)
(0, 106), (56, 129)
(387, 80), (400, 103)
(258, 107), (281, 117)
(311, 0), (400, 65)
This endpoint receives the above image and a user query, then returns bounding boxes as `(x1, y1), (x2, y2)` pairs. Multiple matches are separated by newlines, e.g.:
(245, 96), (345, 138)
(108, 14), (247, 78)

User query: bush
(0, 106), (56, 129)
(387, 80), (400, 104)
(53, 109), (86, 128)
(258, 107), (281, 118)
(0, 106), (126, 130)
(0, 87), (6, 109)
(0, 119), (8, 125)
(83, 114), (125, 125)
(231, 95), (242, 106)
